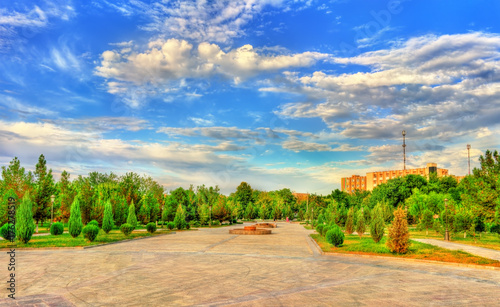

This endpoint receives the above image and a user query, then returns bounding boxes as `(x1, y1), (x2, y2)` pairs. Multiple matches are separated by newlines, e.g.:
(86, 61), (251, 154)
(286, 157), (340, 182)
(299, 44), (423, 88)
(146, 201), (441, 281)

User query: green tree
(0, 189), (17, 226)
(57, 170), (76, 222)
(173, 204), (186, 230)
(418, 209), (434, 236)
(356, 208), (366, 238)
(235, 182), (253, 213)
(33, 154), (56, 232)
(127, 201), (138, 229)
(454, 206), (473, 238)
(345, 207), (355, 235)
(15, 192), (36, 243)
(102, 200), (114, 234)
(1, 157), (34, 200)
(68, 196), (83, 238)
(370, 206), (385, 243)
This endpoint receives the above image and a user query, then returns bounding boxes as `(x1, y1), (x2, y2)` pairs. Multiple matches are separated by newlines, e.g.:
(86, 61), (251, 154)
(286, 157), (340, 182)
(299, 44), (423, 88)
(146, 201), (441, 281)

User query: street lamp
(402, 130), (407, 171)
(444, 198), (449, 241)
(467, 144), (471, 175)
(50, 195), (55, 227)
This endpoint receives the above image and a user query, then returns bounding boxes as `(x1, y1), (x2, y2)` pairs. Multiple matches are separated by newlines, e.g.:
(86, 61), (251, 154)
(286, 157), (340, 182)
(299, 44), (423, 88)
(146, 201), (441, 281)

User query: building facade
(341, 163), (451, 193)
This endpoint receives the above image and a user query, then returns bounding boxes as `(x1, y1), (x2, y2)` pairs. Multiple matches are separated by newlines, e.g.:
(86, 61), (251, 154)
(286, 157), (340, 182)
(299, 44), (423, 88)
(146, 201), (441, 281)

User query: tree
(173, 204), (186, 230)
(0, 189), (17, 226)
(454, 206), (473, 238)
(356, 208), (366, 238)
(57, 170), (76, 222)
(370, 206), (385, 243)
(235, 182), (253, 213)
(1, 157), (34, 200)
(68, 196), (83, 238)
(102, 200), (114, 234)
(33, 154), (56, 232)
(127, 201), (138, 229)
(418, 209), (434, 236)
(16, 192), (36, 243)
(387, 207), (410, 254)
(345, 207), (355, 235)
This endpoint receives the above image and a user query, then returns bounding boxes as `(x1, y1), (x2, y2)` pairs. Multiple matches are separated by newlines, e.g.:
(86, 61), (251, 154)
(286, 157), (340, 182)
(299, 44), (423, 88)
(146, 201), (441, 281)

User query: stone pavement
(1, 223), (500, 306)
(413, 238), (500, 261)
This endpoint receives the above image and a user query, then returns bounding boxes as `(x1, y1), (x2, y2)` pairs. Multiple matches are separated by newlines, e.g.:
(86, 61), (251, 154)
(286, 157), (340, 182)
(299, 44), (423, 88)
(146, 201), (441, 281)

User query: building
(341, 163), (451, 193)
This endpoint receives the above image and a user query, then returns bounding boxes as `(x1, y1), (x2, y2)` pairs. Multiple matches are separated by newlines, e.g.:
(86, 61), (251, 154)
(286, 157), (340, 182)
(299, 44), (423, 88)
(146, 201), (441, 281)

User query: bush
(185, 222), (190, 230)
(321, 225), (331, 237)
(190, 220), (200, 228)
(212, 220), (220, 226)
(0, 223), (15, 241)
(146, 222), (157, 233)
(82, 225), (99, 242)
(127, 202), (138, 229)
(167, 222), (175, 230)
(50, 222), (64, 236)
(491, 224), (500, 234)
(16, 192), (36, 243)
(68, 197), (83, 238)
(387, 207), (411, 254)
(120, 223), (134, 236)
(102, 200), (114, 234)
(316, 224), (324, 235)
(326, 225), (344, 247)
(88, 220), (99, 227)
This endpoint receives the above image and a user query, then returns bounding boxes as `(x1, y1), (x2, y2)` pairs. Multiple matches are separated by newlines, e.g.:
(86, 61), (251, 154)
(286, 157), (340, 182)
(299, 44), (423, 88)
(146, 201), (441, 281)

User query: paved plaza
(2, 223), (500, 306)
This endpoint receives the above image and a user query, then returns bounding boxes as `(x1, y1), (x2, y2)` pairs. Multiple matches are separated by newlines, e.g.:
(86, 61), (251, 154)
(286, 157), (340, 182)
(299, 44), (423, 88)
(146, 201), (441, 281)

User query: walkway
(413, 238), (500, 261)
(1, 223), (500, 306)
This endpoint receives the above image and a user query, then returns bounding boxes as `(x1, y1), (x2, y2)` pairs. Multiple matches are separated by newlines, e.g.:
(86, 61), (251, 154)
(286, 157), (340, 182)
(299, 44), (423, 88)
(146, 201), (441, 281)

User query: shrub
(16, 192), (36, 243)
(356, 209), (366, 238)
(0, 223), (15, 241)
(326, 225), (344, 247)
(370, 213), (385, 243)
(190, 220), (200, 228)
(212, 220), (220, 226)
(491, 224), (500, 234)
(387, 207), (411, 254)
(316, 224), (324, 235)
(82, 225), (99, 242)
(120, 223), (134, 236)
(102, 200), (114, 234)
(167, 222), (175, 230)
(146, 222), (157, 233)
(88, 220), (99, 227)
(321, 225), (331, 237)
(185, 222), (190, 230)
(345, 207), (355, 235)
(68, 197), (83, 238)
(50, 222), (64, 236)
(127, 201), (138, 229)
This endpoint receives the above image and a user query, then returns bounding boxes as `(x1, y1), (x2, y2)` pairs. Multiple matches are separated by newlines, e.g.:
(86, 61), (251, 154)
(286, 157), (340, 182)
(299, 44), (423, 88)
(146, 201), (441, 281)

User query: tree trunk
(464, 232), (466, 238)
(36, 220), (39, 233)
(426, 229), (428, 236)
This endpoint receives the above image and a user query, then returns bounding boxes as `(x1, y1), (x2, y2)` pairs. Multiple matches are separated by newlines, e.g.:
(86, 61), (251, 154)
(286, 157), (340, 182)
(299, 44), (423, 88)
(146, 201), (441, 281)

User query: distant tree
(33, 154), (57, 232)
(57, 170), (76, 222)
(370, 205), (385, 243)
(173, 204), (186, 230)
(454, 206), (473, 238)
(0, 189), (17, 226)
(418, 209), (434, 236)
(16, 192), (36, 243)
(387, 207), (410, 254)
(1, 157), (34, 200)
(235, 182), (253, 212)
(356, 208), (366, 238)
(126, 201), (138, 229)
(345, 207), (355, 235)
(102, 200), (114, 234)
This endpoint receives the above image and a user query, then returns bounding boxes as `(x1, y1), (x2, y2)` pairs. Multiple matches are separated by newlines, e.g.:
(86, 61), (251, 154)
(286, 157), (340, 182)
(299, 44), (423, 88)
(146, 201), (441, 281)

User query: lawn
(0, 228), (172, 249)
(311, 233), (500, 267)
(410, 228), (500, 251)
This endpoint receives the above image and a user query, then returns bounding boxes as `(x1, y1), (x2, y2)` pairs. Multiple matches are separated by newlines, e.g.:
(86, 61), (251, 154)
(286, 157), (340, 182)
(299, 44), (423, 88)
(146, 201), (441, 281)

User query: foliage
(316, 224), (324, 235)
(321, 225), (331, 236)
(417, 209), (434, 235)
(370, 207), (385, 243)
(50, 222), (64, 235)
(15, 192), (36, 243)
(68, 197), (83, 238)
(88, 220), (99, 227)
(345, 207), (355, 235)
(325, 225), (344, 247)
(173, 204), (187, 230)
(146, 222), (157, 233)
(387, 207), (410, 254)
(167, 222), (175, 230)
(120, 223), (134, 236)
(82, 225), (99, 242)
(126, 201), (138, 229)
(102, 200), (114, 234)
(33, 154), (56, 227)
(0, 223), (15, 241)
(356, 208), (366, 238)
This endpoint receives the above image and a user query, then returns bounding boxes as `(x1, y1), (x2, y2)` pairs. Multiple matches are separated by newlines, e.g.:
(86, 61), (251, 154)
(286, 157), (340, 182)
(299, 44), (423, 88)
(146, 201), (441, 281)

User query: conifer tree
(68, 196), (83, 238)
(173, 204), (186, 230)
(356, 208), (366, 238)
(126, 201), (137, 229)
(102, 200), (114, 234)
(345, 207), (355, 235)
(16, 192), (36, 243)
(387, 207), (411, 253)
(370, 206), (385, 243)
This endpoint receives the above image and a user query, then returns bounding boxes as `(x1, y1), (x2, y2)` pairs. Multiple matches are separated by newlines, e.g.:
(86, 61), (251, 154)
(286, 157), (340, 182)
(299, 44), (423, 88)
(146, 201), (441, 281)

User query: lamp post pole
(402, 130), (406, 171)
(50, 195), (55, 228)
(444, 199), (449, 241)
(467, 144), (471, 175)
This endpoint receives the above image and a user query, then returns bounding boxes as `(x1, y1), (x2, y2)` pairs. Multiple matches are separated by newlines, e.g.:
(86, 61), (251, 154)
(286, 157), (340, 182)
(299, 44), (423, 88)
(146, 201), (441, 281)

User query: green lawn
(0, 228), (172, 248)
(311, 233), (500, 267)
(410, 228), (500, 251)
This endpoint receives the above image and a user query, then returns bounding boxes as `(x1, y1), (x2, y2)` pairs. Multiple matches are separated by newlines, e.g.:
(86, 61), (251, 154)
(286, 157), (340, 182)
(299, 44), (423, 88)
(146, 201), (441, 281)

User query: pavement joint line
(200, 235), (239, 253)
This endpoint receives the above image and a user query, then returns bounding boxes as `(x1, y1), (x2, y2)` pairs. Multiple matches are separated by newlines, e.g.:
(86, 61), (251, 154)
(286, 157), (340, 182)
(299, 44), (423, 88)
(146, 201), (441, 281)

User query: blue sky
(1, 0), (499, 194)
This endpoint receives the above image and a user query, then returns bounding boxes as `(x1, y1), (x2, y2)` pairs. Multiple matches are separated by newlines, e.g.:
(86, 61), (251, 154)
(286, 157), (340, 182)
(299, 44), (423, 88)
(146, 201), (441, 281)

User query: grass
(0, 228), (172, 249)
(311, 233), (500, 267)
(410, 228), (500, 251)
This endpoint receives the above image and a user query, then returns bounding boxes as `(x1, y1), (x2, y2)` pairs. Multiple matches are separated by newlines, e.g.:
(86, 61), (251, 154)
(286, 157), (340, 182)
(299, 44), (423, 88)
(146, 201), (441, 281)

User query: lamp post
(402, 130), (406, 171)
(467, 144), (471, 175)
(50, 195), (55, 227)
(444, 198), (449, 241)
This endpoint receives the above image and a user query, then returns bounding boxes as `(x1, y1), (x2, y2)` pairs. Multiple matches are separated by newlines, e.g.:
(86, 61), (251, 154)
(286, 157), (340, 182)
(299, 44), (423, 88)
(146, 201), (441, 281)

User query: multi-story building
(341, 163), (452, 193)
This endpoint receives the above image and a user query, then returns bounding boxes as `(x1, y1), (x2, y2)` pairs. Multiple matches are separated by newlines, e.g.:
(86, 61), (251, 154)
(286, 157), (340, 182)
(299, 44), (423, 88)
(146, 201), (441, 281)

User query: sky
(1, 0), (499, 195)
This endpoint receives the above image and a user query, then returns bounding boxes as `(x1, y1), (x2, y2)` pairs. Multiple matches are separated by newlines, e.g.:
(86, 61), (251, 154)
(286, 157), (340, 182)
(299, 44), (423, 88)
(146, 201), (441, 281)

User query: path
(413, 238), (500, 261)
(1, 223), (499, 306)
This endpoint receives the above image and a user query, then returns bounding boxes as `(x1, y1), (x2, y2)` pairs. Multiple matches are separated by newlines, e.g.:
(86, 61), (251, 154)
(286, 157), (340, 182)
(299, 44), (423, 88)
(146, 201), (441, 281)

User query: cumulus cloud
(95, 38), (329, 106)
